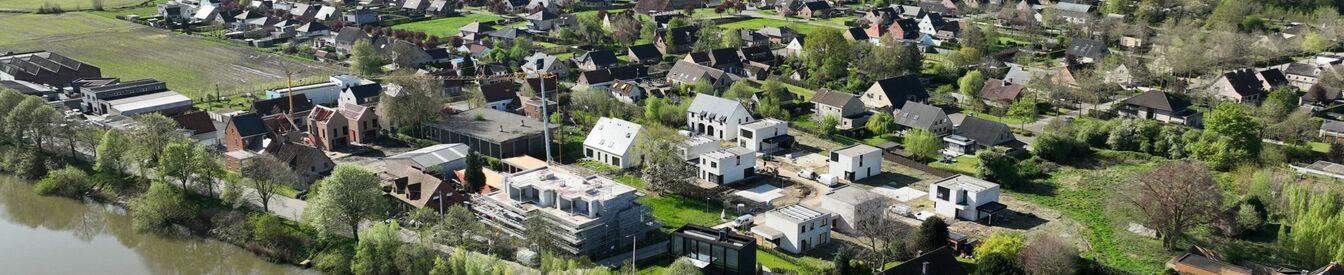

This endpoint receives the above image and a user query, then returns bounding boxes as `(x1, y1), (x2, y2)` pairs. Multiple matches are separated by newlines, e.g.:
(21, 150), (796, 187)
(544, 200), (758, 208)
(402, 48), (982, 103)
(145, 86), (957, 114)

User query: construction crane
(360, 72), (561, 163)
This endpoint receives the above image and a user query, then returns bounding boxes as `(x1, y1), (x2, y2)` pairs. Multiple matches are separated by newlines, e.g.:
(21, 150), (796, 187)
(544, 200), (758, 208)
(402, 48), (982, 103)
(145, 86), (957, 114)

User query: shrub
(33, 166), (92, 198)
(129, 183), (195, 233)
(314, 247), (355, 275)
(249, 213), (287, 243)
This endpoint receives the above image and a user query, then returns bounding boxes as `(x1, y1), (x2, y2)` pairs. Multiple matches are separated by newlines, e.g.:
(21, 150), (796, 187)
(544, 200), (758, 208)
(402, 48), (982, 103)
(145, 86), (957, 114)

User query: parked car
(797, 168), (816, 180)
(731, 214), (754, 228)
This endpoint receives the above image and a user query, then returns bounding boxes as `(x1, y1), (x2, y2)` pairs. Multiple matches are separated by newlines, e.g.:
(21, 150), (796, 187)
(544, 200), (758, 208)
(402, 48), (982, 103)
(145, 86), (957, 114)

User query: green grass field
(391, 13), (505, 37)
(719, 18), (837, 36)
(637, 193), (732, 233)
(930, 155), (979, 175)
(0, 13), (342, 99)
(0, 0), (146, 11)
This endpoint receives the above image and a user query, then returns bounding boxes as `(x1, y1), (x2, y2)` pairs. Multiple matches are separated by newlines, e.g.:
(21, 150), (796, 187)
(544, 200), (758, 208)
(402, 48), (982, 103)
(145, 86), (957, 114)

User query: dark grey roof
(628, 44), (662, 61)
(892, 101), (947, 130)
(1123, 90), (1189, 112)
(425, 48), (451, 60)
(1221, 69), (1267, 97)
(428, 108), (555, 143)
(527, 9), (559, 20)
(577, 50), (619, 66)
(229, 112), (267, 137)
(346, 83), (382, 99)
(880, 247), (967, 275)
(480, 81), (517, 102)
(252, 94), (314, 116)
(1285, 62), (1320, 77)
(802, 1), (831, 10)
(872, 75), (929, 106)
(487, 28), (529, 39)
(296, 21), (329, 32)
(333, 27), (369, 44)
(1260, 68), (1289, 88)
(845, 27), (869, 40)
(810, 90), (857, 108)
(1322, 119), (1344, 133)
(1066, 38), (1108, 59)
(956, 116), (1012, 146)
(667, 60), (729, 83)
(664, 26), (700, 45)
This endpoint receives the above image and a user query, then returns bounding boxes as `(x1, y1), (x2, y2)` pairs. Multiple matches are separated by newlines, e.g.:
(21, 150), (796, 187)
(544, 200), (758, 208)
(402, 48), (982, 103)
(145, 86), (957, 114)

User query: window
(725, 249), (739, 270)
(740, 129), (752, 138)
(711, 162), (717, 168)
(937, 186), (950, 201)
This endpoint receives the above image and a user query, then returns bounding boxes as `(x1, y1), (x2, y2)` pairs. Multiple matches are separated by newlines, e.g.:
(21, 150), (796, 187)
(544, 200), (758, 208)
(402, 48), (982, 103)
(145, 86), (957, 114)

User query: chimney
(521, 119), (526, 127)
(499, 125), (504, 132)
(922, 262), (929, 275)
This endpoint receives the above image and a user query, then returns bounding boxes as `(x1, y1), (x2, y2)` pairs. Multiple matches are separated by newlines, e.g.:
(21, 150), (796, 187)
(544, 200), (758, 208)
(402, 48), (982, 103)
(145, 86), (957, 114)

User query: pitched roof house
(687, 93), (754, 140)
(633, 0), (704, 13)
(1118, 90), (1202, 126)
(1210, 69), (1284, 103)
(891, 101), (952, 136)
(978, 78), (1025, 106)
(627, 44), (663, 64)
(810, 90), (870, 130)
(1065, 38), (1108, 64)
(954, 116), (1014, 147)
(667, 60), (735, 90)
(573, 50), (621, 71)
(860, 75), (929, 111)
(583, 117), (643, 168)
(576, 65), (649, 87)
(657, 26), (700, 54)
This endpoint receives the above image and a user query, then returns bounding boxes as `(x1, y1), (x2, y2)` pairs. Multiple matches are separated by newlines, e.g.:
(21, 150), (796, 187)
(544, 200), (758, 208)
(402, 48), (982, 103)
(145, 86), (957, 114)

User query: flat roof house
(751, 204), (832, 254)
(471, 166), (661, 258)
(680, 135), (721, 161)
(819, 186), (887, 233)
(737, 118), (793, 154)
(427, 108), (556, 159)
(669, 224), (758, 275)
(698, 147), (756, 185)
(80, 79), (188, 116)
(928, 174), (1005, 222)
(687, 93), (754, 140)
(829, 144), (882, 182)
(583, 117), (643, 169)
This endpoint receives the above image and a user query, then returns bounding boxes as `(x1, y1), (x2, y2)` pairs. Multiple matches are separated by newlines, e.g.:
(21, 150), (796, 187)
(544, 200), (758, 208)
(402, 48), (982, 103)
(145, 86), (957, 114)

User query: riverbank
(0, 176), (314, 274)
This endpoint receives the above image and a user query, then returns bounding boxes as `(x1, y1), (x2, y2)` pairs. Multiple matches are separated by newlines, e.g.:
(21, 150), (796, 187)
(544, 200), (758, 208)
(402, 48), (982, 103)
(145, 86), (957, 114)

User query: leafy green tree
(1205, 0), (1249, 31)
(463, 150), (486, 193)
(976, 149), (1021, 187)
(958, 70), (986, 100)
(248, 213), (286, 242)
(5, 96), (44, 144)
(241, 155), (299, 212)
(305, 165), (388, 241)
(975, 253), (1025, 275)
(1191, 103), (1260, 170)
(723, 81), (755, 102)
(691, 24), (724, 52)
(974, 231), (1026, 259)
(639, 20), (658, 43)
(1280, 185), (1344, 265)
(1033, 132), (1089, 162)
(664, 258), (704, 275)
(821, 115), (840, 135)
(914, 218), (949, 252)
(636, 125), (695, 194)
(351, 39), (384, 76)
(802, 28), (851, 84)
(191, 145), (224, 197)
(1007, 99), (1038, 126)
(130, 113), (181, 177)
(94, 129), (129, 176)
(905, 128), (943, 162)
(129, 182), (194, 233)
(432, 205), (482, 247)
(394, 242), (436, 275)
(351, 221), (402, 275)
(34, 166), (91, 197)
(158, 141), (196, 189)
(866, 112), (894, 137)
(1303, 31), (1333, 53)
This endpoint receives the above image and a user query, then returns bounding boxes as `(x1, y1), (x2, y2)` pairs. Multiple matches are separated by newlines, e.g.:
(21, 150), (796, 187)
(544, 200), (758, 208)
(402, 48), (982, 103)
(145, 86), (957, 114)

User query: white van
(817, 174), (839, 187)
(796, 169), (816, 180)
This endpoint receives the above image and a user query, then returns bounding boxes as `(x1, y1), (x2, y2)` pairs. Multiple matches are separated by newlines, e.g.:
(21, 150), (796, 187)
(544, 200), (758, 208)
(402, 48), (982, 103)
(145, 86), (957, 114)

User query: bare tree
(1127, 161), (1223, 249)
(850, 196), (909, 273)
(241, 155), (300, 212)
(1019, 234), (1078, 275)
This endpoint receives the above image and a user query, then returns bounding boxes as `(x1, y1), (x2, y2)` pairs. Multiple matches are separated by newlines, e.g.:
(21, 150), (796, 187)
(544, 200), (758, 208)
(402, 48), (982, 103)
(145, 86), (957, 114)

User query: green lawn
(614, 175), (646, 189)
(757, 249), (802, 272)
(1008, 156), (1172, 274)
(719, 18), (837, 36)
(638, 194), (731, 233)
(1309, 141), (1331, 153)
(0, 0), (145, 11)
(782, 83), (817, 100)
(929, 155), (979, 175)
(824, 16), (857, 25)
(0, 13), (342, 99)
(391, 13), (505, 37)
(964, 111), (1035, 125)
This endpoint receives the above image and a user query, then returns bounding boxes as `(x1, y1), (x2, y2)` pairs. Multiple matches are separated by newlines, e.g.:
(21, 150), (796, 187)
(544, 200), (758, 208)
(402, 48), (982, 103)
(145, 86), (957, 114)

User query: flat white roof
(834, 143), (881, 157)
(702, 147), (754, 160)
(767, 204), (827, 223)
(933, 174), (999, 191)
(508, 167), (636, 201)
(108, 91), (192, 114)
(739, 118), (786, 131)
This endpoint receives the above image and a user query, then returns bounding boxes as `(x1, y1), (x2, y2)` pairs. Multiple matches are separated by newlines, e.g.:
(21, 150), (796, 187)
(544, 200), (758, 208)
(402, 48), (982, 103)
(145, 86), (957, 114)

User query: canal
(0, 176), (315, 274)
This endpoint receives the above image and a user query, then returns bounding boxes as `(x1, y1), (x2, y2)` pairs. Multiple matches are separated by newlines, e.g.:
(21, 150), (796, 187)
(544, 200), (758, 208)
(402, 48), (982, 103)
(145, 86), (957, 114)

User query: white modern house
(383, 143), (470, 178)
(698, 147), (756, 185)
(687, 94), (754, 140)
(680, 135), (720, 161)
(751, 204), (832, 254)
(828, 144), (882, 182)
(928, 174), (1005, 222)
(818, 186), (887, 233)
(583, 117), (642, 169)
(737, 118), (793, 154)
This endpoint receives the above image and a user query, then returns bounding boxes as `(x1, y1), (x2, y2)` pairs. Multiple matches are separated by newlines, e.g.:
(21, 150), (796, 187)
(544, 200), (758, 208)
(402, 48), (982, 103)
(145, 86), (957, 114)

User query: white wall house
(737, 118), (791, 154)
(818, 186), (886, 233)
(751, 204), (832, 254)
(928, 174), (1002, 221)
(828, 144), (881, 182)
(679, 135), (720, 161)
(583, 117), (642, 169)
(687, 94), (754, 140)
(698, 147), (756, 185)
(265, 74), (368, 105)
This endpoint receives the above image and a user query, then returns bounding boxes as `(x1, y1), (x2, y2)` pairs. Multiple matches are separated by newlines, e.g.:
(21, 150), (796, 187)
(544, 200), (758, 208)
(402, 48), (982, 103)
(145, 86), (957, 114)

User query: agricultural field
(0, 0), (145, 11)
(391, 13), (506, 37)
(719, 18), (837, 36)
(0, 13), (342, 99)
